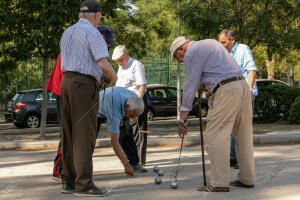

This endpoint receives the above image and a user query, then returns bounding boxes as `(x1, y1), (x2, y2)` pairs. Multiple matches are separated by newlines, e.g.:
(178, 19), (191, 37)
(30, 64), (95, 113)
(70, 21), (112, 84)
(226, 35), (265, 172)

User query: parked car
(5, 89), (58, 128)
(146, 85), (209, 120)
(256, 79), (289, 89)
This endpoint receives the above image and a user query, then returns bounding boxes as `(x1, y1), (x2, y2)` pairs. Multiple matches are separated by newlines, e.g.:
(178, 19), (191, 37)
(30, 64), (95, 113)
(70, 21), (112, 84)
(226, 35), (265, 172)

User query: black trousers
(131, 94), (148, 165)
(97, 117), (139, 166)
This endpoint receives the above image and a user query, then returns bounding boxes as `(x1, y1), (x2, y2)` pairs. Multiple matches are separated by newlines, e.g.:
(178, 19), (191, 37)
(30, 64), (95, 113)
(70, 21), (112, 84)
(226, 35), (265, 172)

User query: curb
(0, 131), (300, 150)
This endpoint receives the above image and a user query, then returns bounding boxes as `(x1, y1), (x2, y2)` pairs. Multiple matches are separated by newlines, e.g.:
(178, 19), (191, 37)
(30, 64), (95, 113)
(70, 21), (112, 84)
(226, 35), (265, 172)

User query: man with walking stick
(170, 36), (255, 192)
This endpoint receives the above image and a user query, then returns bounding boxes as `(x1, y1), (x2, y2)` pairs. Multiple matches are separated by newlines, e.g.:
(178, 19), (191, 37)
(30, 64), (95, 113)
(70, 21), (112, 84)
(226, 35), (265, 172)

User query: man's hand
(124, 162), (134, 176)
(97, 58), (117, 84)
(178, 122), (188, 138)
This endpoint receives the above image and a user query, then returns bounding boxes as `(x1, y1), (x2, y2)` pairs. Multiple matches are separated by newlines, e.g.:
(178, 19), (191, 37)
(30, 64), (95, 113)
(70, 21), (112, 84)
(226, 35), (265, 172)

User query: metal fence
(144, 56), (184, 87)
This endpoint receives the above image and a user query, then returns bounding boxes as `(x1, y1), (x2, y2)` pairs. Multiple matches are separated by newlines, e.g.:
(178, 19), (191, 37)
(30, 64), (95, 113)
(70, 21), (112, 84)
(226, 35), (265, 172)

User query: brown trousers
(204, 80), (255, 187)
(60, 73), (99, 192)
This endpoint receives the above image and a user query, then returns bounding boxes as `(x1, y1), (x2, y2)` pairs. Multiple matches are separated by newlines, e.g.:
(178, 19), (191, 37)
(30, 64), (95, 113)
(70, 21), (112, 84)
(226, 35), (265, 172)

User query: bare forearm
(248, 71), (256, 89)
(97, 58), (118, 84)
(137, 84), (146, 98)
(111, 136), (129, 166)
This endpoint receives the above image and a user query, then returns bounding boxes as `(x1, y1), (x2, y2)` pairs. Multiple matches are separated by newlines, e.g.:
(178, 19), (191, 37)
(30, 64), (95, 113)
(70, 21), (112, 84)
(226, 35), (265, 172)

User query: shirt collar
(78, 18), (94, 27)
(230, 42), (239, 56)
(121, 57), (134, 70)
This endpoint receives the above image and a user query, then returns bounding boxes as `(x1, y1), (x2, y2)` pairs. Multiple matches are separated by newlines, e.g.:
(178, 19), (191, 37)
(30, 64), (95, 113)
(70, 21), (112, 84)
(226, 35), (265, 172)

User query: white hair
(126, 97), (144, 115)
(79, 12), (96, 18)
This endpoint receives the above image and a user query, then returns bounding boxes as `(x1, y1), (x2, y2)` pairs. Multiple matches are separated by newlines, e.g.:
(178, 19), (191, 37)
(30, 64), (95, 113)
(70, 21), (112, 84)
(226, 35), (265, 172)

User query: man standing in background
(218, 29), (258, 169)
(112, 45), (148, 165)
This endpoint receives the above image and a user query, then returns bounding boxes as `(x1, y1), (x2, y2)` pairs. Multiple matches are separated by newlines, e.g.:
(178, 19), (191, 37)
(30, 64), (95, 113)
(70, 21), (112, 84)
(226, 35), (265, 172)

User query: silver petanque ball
(157, 169), (164, 176)
(155, 176), (162, 184)
(153, 165), (159, 173)
(170, 180), (178, 189)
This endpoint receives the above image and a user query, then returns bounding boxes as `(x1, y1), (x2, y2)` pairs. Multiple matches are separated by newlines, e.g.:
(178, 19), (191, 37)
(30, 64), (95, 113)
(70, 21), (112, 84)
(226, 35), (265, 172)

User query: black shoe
(197, 185), (230, 192)
(74, 187), (109, 197)
(230, 159), (237, 167)
(132, 164), (147, 173)
(230, 180), (254, 188)
(61, 181), (74, 194)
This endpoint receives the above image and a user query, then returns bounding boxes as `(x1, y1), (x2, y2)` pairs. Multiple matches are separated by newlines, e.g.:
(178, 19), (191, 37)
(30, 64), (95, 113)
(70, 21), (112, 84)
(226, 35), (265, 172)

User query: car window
(151, 89), (168, 100)
(167, 88), (177, 99)
(49, 92), (56, 102)
(35, 92), (43, 101)
(12, 93), (21, 102)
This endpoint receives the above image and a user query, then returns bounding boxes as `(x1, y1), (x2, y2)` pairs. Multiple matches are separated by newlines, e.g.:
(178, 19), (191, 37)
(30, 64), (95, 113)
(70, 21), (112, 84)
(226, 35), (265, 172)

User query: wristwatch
(250, 88), (253, 92)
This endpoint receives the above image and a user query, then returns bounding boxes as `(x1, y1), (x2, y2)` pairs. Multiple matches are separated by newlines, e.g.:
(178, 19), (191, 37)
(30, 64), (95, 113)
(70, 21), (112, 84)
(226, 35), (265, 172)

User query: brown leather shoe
(197, 185), (230, 192)
(74, 187), (108, 197)
(230, 180), (254, 188)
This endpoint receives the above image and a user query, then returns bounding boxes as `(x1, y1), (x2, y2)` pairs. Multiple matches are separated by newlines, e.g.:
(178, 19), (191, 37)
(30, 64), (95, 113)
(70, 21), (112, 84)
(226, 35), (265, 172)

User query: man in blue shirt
(218, 29), (258, 169)
(97, 86), (147, 175)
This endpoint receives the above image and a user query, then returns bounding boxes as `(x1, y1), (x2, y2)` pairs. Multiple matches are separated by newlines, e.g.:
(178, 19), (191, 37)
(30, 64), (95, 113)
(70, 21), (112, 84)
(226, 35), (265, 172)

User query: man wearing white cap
(112, 45), (148, 165)
(170, 37), (254, 192)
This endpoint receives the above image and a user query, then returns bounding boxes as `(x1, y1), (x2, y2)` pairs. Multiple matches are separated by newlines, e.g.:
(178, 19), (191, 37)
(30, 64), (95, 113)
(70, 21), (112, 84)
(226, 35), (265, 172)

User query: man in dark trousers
(59, 0), (117, 197)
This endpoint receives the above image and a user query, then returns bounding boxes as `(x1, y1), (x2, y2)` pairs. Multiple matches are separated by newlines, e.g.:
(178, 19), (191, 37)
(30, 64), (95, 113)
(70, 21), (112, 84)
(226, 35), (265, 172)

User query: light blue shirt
(98, 87), (137, 134)
(181, 39), (242, 111)
(60, 18), (109, 81)
(230, 42), (258, 96)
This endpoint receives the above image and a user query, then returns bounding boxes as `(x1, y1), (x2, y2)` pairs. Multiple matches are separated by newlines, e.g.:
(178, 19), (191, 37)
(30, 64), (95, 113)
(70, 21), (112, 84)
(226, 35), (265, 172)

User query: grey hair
(126, 97), (144, 115)
(79, 12), (96, 18)
(218, 29), (235, 39)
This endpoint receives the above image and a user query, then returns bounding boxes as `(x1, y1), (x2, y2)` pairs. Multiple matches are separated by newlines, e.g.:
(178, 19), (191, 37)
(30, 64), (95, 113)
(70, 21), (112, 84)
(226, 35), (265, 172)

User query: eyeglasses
(174, 47), (182, 59)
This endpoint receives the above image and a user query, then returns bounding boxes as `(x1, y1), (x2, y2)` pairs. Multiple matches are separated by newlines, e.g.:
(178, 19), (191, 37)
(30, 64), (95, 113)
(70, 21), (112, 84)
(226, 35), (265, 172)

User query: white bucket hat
(112, 45), (127, 60)
(170, 36), (190, 62)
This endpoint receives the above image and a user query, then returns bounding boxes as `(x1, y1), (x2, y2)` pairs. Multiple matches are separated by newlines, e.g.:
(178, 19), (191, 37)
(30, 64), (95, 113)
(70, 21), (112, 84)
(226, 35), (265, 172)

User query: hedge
(254, 84), (300, 123)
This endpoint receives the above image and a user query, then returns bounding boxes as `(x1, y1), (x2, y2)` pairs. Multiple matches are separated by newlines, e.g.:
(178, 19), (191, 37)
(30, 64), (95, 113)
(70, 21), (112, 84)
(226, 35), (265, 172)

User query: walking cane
(197, 90), (207, 186)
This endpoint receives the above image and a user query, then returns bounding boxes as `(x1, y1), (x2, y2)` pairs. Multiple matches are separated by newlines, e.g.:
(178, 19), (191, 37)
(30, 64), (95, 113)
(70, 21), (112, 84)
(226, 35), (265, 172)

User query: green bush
(287, 95), (300, 124)
(254, 84), (300, 122)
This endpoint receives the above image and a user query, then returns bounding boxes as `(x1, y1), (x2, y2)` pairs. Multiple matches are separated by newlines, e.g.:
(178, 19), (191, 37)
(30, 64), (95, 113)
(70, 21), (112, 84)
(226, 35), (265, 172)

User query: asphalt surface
(0, 144), (299, 200)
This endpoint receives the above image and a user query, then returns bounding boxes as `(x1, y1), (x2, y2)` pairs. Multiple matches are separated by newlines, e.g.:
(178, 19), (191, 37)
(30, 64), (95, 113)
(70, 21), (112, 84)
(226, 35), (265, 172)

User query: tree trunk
(40, 57), (49, 138)
(266, 49), (274, 80)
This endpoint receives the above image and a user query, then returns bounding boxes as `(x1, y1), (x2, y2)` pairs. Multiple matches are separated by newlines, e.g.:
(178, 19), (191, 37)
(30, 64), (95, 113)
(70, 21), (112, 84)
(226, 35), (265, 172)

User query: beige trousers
(204, 80), (255, 187)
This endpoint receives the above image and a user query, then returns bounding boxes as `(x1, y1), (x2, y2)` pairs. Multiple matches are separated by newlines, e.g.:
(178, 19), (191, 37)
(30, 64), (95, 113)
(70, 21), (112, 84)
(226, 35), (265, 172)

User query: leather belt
(212, 76), (244, 94)
(66, 71), (97, 82)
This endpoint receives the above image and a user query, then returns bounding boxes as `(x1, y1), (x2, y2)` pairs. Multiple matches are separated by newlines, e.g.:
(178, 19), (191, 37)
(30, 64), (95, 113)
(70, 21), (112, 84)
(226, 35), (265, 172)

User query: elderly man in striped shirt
(170, 36), (255, 192)
(59, 0), (117, 197)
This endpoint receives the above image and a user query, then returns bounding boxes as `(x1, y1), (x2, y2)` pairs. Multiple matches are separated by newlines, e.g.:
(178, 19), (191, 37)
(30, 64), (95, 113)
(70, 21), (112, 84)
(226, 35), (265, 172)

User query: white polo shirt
(116, 57), (147, 95)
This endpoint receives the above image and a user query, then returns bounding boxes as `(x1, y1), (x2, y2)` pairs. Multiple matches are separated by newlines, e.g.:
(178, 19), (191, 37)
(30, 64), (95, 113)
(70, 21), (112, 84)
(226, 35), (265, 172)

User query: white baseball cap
(112, 45), (127, 60)
(170, 36), (190, 62)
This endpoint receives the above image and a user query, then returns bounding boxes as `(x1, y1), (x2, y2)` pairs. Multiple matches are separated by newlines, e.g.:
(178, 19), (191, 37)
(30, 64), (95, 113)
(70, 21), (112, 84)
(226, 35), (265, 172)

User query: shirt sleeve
(107, 117), (121, 134)
(181, 53), (203, 111)
(134, 61), (147, 86)
(243, 46), (257, 72)
(87, 30), (109, 61)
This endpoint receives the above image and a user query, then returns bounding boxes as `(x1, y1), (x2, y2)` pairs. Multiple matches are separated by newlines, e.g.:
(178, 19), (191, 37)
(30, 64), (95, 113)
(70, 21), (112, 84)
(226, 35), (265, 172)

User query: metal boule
(157, 169), (164, 176)
(155, 176), (162, 184)
(153, 165), (159, 173)
(170, 180), (178, 189)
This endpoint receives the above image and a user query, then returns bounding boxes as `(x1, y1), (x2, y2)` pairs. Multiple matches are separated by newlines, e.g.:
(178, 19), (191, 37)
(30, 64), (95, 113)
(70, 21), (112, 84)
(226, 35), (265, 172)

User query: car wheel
(201, 106), (208, 117)
(195, 106), (208, 117)
(26, 114), (40, 128)
(147, 110), (154, 121)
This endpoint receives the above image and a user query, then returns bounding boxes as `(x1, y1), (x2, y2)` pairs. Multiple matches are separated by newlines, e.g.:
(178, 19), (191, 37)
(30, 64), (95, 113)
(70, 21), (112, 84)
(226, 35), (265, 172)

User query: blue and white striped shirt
(60, 18), (109, 81)
(230, 42), (258, 96)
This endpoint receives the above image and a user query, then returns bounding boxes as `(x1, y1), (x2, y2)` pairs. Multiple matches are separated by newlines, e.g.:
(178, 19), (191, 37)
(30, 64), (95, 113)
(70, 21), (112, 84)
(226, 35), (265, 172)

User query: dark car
(146, 85), (208, 120)
(5, 89), (58, 128)
(256, 79), (289, 89)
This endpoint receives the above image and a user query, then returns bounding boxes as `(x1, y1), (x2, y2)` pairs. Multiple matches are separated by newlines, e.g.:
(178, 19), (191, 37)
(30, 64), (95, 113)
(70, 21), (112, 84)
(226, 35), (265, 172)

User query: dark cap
(97, 25), (114, 47)
(80, 0), (105, 16)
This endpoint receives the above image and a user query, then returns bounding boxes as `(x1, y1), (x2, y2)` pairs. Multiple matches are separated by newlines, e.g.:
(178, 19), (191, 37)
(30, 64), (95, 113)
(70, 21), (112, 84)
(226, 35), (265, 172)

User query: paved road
(0, 145), (300, 200)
